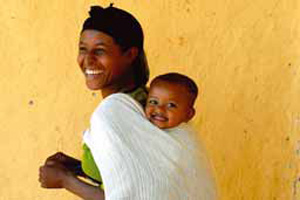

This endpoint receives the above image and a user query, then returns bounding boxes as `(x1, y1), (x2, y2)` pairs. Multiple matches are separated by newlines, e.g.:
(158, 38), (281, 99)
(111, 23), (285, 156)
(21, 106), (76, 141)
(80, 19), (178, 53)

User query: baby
(145, 72), (198, 129)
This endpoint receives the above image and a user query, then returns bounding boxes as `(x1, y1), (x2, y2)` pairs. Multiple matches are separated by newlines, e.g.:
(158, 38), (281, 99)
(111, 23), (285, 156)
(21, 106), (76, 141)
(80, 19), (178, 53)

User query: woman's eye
(79, 47), (87, 53)
(167, 103), (177, 108)
(94, 49), (105, 55)
(148, 99), (158, 105)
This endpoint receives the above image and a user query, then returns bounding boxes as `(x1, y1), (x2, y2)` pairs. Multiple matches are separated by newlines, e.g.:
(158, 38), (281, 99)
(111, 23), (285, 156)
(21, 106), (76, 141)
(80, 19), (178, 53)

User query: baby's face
(145, 81), (194, 129)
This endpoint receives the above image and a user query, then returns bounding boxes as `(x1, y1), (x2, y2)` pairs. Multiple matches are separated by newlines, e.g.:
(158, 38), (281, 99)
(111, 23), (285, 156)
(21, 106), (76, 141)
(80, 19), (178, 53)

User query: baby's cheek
(168, 113), (181, 125)
(144, 107), (151, 120)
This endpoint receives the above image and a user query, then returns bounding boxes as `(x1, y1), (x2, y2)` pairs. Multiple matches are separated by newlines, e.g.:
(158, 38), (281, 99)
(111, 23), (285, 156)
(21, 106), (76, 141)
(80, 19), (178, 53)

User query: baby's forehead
(150, 79), (187, 90)
(149, 81), (191, 98)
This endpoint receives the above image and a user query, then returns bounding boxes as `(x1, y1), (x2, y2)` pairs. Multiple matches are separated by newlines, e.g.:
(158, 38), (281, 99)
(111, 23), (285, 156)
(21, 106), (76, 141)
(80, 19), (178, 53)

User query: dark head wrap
(82, 4), (144, 51)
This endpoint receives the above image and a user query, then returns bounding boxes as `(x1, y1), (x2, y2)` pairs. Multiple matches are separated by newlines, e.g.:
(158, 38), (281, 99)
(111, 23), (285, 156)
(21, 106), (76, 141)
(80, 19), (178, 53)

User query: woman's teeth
(85, 69), (104, 75)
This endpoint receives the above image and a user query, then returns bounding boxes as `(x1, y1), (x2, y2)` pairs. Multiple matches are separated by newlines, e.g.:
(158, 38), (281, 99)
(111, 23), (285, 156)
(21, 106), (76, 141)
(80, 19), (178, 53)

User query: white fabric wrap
(83, 93), (217, 200)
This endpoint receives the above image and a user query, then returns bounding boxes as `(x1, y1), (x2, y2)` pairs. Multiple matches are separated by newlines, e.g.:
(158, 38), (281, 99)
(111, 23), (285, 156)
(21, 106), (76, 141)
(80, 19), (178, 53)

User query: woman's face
(77, 30), (134, 90)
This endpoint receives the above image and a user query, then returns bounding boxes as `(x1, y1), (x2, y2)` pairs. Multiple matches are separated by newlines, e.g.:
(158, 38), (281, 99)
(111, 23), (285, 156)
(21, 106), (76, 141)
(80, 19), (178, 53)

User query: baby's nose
(155, 105), (166, 113)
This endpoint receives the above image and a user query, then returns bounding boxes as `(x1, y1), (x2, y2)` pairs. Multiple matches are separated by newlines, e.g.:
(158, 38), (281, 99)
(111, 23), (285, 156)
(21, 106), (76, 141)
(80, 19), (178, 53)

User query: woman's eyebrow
(95, 42), (107, 46)
(79, 41), (108, 46)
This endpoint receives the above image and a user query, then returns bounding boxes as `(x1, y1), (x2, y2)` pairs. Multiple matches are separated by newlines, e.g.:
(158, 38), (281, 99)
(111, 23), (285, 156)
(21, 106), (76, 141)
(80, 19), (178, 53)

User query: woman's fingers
(45, 160), (56, 166)
(45, 152), (80, 167)
(41, 152), (81, 185)
(39, 166), (47, 188)
(45, 152), (66, 164)
(39, 163), (69, 188)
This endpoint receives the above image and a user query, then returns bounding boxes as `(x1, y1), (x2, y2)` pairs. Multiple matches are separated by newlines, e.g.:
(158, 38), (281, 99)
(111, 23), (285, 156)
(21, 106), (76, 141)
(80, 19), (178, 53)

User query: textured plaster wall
(0, 0), (299, 199)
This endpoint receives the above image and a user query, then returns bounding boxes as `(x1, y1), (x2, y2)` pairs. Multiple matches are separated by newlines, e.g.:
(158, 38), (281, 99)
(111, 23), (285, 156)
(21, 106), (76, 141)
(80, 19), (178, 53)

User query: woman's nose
(84, 53), (96, 66)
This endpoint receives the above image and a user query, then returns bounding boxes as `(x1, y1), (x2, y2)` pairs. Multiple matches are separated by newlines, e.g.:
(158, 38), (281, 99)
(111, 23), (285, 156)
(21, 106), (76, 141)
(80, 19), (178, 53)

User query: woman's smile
(85, 69), (104, 75)
(84, 69), (105, 80)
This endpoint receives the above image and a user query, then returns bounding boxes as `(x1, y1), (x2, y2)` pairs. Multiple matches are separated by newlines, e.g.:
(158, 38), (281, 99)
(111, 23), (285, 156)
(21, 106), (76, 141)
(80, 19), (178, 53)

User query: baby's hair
(150, 72), (198, 105)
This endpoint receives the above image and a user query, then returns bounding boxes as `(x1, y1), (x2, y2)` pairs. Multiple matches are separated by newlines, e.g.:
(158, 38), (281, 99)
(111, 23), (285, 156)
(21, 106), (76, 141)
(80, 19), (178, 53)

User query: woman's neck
(101, 79), (136, 98)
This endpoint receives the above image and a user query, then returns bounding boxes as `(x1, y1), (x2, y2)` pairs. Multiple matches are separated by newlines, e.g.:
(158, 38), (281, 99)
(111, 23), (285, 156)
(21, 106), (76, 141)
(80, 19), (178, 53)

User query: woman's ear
(124, 47), (139, 63)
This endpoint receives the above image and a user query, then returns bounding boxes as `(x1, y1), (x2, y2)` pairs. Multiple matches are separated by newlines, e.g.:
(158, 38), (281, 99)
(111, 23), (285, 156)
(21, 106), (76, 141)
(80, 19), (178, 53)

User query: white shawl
(83, 93), (217, 200)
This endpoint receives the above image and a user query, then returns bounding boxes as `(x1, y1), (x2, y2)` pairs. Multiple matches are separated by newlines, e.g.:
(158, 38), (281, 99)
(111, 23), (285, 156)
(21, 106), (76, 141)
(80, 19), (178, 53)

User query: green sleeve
(82, 143), (102, 183)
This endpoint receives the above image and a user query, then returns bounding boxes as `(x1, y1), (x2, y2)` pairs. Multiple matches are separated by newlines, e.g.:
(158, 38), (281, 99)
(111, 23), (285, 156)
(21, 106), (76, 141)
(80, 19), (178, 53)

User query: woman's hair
(81, 5), (149, 88)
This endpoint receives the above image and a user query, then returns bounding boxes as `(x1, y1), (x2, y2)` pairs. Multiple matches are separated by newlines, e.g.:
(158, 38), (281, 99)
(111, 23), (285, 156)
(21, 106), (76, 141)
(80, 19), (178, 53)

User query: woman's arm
(63, 173), (105, 200)
(39, 162), (104, 200)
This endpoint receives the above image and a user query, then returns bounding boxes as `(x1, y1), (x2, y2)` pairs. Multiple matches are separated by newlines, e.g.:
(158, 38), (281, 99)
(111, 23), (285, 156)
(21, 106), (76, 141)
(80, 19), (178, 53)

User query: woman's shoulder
(96, 93), (145, 116)
(127, 86), (148, 107)
(101, 93), (136, 106)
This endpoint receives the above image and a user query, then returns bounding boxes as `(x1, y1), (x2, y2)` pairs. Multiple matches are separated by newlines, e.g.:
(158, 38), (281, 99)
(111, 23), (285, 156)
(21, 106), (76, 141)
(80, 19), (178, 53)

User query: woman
(39, 5), (217, 200)
(39, 5), (149, 200)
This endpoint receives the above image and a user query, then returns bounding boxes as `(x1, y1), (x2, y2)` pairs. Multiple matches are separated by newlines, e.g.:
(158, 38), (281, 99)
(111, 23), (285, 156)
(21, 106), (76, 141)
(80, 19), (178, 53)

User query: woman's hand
(45, 152), (84, 176)
(39, 160), (105, 199)
(46, 152), (80, 167)
(39, 161), (73, 188)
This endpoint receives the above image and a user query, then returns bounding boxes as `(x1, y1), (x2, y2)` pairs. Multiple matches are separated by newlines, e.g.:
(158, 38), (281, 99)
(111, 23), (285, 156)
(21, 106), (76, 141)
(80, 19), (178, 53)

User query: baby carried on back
(84, 85), (217, 200)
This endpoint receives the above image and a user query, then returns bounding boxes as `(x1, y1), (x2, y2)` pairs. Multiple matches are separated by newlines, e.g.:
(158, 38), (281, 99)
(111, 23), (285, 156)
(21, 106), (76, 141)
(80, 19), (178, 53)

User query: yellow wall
(0, 0), (299, 199)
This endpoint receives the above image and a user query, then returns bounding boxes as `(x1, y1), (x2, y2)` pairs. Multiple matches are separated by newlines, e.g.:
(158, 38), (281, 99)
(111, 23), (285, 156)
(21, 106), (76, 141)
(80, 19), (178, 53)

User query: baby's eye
(167, 102), (177, 108)
(148, 99), (158, 105)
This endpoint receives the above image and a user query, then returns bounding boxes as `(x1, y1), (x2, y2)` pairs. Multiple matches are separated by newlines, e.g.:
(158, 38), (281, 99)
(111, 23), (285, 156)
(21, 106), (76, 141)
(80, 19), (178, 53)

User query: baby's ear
(187, 107), (195, 121)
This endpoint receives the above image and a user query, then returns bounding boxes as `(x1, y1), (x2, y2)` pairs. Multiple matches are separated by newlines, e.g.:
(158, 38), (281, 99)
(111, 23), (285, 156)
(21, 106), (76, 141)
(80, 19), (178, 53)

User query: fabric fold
(83, 93), (217, 200)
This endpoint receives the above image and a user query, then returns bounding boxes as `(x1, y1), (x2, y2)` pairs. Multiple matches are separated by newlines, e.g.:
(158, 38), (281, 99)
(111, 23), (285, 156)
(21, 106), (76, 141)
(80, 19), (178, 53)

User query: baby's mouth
(150, 113), (168, 122)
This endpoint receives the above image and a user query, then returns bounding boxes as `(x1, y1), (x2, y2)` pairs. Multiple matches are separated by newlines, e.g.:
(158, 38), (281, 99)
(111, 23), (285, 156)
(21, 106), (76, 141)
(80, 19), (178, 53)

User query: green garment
(81, 88), (148, 186)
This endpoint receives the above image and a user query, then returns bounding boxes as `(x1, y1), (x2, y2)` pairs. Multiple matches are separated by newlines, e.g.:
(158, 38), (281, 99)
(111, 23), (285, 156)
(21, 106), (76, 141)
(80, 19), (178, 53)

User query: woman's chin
(86, 81), (102, 90)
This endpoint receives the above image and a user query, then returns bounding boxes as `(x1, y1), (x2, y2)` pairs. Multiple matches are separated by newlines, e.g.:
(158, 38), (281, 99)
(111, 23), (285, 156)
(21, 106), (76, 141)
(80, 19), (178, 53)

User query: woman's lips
(84, 69), (104, 79)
